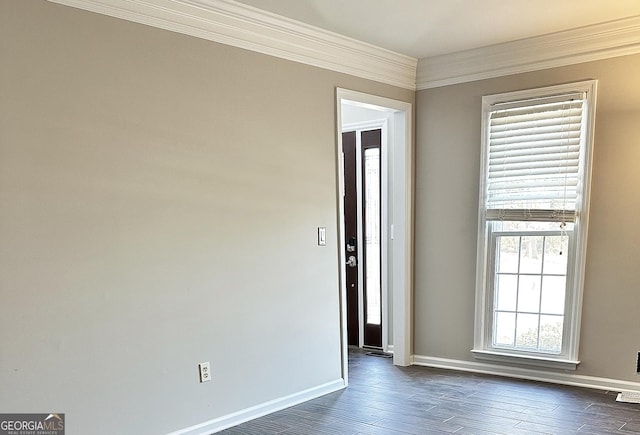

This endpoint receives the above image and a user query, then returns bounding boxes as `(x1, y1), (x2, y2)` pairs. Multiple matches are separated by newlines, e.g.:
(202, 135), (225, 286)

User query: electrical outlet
(199, 362), (211, 383)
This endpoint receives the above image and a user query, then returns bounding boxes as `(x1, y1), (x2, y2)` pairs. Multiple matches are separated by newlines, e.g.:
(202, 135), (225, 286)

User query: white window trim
(472, 80), (598, 370)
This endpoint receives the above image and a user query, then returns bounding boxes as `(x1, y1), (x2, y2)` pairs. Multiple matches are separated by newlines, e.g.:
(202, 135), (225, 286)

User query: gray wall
(415, 54), (640, 381)
(0, 2), (413, 434)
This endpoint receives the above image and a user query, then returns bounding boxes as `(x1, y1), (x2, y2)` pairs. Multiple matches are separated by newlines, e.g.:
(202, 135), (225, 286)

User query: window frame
(472, 80), (598, 370)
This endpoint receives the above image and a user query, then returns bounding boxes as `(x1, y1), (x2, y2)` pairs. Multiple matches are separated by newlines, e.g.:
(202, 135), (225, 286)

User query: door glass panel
(364, 147), (381, 325)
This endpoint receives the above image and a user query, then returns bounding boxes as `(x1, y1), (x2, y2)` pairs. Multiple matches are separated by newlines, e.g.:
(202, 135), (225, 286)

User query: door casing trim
(336, 88), (413, 385)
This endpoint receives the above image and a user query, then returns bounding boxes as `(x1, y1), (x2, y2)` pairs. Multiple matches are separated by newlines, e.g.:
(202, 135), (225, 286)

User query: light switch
(318, 227), (326, 246)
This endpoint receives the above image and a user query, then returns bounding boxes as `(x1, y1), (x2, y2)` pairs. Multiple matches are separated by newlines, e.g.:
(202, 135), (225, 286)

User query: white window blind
(486, 92), (585, 222)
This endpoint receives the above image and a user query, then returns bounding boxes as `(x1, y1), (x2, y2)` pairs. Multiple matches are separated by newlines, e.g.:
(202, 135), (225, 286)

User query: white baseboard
(413, 354), (640, 393)
(168, 379), (345, 435)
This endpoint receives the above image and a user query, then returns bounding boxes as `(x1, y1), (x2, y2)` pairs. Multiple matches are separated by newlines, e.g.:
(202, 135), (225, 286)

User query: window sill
(471, 349), (580, 371)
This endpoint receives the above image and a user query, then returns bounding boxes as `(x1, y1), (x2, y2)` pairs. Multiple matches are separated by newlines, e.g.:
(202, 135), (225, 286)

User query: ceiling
(234, 0), (640, 59)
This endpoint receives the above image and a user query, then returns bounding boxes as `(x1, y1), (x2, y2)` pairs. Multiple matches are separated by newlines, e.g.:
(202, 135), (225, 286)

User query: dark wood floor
(219, 348), (640, 434)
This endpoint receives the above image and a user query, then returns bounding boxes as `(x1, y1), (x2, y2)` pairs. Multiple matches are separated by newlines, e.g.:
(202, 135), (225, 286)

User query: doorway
(336, 88), (413, 384)
(342, 128), (383, 349)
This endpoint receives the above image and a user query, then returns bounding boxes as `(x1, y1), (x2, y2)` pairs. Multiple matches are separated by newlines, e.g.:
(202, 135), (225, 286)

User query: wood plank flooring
(219, 348), (640, 434)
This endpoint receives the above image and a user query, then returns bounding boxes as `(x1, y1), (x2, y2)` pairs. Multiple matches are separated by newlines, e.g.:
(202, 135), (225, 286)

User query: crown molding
(417, 16), (640, 90)
(47, 0), (417, 90)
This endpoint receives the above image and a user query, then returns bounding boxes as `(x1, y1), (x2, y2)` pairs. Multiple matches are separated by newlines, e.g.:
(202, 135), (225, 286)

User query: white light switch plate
(318, 227), (326, 246)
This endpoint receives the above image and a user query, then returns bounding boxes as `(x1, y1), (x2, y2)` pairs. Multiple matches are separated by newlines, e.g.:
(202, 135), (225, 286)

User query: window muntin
(474, 81), (597, 368)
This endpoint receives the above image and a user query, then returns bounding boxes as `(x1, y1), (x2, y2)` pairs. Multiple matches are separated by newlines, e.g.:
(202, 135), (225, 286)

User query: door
(342, 129), (382, 348)
(342, 131), (359, 346)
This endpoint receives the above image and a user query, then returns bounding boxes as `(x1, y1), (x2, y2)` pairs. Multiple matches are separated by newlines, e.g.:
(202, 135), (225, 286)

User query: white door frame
(336, 88), (413, 385)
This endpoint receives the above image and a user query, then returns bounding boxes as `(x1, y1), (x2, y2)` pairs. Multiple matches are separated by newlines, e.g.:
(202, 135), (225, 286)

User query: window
(472, 81), (597, 370)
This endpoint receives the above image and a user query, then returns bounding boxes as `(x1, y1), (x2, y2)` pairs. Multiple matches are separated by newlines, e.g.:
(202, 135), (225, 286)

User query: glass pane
(494, 312), (515, 347)
(543, 235), (569, 274)
(517, 275), (541, 312)
(519, 236), (543, 273)
(540, 276), (566, 315)
(539, 315), (563, 353)
(515, 313), (539, 348)
(496, 274), (517, 311)
(497, 236), (519, 273)
(364, 148), (381, 325)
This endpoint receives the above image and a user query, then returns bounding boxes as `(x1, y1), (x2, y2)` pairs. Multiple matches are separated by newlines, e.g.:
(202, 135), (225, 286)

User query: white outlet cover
(199, 362), (211, 383)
